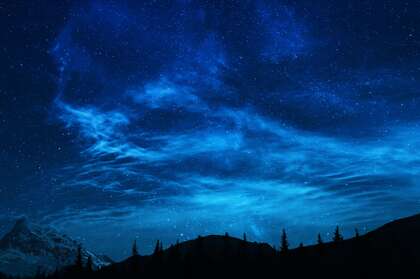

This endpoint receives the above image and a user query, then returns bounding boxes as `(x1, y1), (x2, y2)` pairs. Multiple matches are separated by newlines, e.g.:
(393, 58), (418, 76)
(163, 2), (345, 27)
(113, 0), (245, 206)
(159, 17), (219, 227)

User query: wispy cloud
(128, 78), (204, 111)
(39, 0), (420, 259)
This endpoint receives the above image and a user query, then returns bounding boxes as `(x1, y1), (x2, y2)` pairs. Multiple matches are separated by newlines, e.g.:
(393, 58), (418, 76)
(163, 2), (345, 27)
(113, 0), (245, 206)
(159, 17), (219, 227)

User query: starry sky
(2, 0), (420, 260)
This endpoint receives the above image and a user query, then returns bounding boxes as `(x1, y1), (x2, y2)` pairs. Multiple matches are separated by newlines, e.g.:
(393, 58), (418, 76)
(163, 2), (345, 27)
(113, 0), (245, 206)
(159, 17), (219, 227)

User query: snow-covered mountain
(0, 218), (112, 276)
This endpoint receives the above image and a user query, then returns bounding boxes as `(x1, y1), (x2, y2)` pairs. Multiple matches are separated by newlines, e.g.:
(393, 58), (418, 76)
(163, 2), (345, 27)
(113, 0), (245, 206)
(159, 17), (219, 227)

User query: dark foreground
(4, 213), (420, 279)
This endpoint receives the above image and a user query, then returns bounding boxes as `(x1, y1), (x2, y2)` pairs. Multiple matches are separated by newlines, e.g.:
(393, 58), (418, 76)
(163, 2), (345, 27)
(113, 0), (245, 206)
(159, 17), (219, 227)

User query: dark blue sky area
(2, 0), (420, 260)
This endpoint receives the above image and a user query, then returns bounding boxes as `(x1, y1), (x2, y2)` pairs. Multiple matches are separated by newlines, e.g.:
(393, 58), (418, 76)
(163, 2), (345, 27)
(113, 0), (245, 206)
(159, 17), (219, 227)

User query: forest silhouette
(2, 214), (420, 279)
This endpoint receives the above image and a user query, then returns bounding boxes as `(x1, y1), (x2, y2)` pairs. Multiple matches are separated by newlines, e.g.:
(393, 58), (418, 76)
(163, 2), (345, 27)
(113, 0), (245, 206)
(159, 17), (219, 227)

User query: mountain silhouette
(0, 218), (112, 276)
(99, 214), (420, 278)
(289, 213), (420, 265)
(104, 235), (276, 273)
(3, 214), (420, 278)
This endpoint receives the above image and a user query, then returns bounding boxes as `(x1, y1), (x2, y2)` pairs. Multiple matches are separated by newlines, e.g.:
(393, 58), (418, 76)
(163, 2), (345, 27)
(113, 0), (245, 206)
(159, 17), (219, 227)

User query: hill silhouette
(3, 214), (420, 279)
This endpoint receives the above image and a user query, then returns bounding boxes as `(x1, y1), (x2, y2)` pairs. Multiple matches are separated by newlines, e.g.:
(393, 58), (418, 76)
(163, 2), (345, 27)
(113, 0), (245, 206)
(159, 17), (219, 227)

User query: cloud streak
(35, 0), (420, 259)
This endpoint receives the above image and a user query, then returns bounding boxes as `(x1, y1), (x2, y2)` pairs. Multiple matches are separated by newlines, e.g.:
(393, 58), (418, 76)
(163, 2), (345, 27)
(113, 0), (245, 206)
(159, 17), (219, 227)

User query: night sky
(2, 0), (420, 260)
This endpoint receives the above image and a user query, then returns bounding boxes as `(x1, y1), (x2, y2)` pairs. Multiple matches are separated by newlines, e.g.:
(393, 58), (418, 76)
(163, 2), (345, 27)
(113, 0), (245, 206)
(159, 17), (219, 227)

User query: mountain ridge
(3, 213), (420, 278)
(0, 218), (112, 276)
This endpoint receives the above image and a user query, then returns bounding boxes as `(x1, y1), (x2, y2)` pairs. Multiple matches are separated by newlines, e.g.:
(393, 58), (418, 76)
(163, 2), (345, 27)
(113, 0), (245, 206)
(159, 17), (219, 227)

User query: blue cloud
(127, 78), (203, 111)
(31, 0), (420, 259)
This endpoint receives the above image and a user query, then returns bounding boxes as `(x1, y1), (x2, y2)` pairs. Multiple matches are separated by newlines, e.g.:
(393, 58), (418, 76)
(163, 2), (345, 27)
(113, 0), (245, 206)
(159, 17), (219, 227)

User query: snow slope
(0, 218), (112, 276)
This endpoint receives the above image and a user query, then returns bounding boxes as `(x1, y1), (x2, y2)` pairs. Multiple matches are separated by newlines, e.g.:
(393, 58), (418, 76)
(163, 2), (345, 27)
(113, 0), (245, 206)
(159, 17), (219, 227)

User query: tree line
(125, 225), (355, 257)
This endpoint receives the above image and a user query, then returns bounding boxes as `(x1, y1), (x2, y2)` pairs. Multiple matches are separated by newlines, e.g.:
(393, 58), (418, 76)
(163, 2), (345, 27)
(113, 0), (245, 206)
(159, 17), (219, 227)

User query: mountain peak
(0, 219), (112, 276)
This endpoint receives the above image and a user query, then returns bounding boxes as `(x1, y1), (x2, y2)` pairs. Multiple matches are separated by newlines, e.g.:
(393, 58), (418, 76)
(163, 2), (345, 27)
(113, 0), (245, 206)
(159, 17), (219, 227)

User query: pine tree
(132, 239), (139, 256)
(75, 245), (83, 268)
(243, 233), (247, 242)
(86, 255), (93, 272)
(317, 233), (323, 245)
(333, 226), (343, 242)
(317, 233), (325, 256)
(154, 240), (160, 255)
(280, 229), (289, 255)
(354, 228), (362, 253)
(159, 240), (163, 252)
